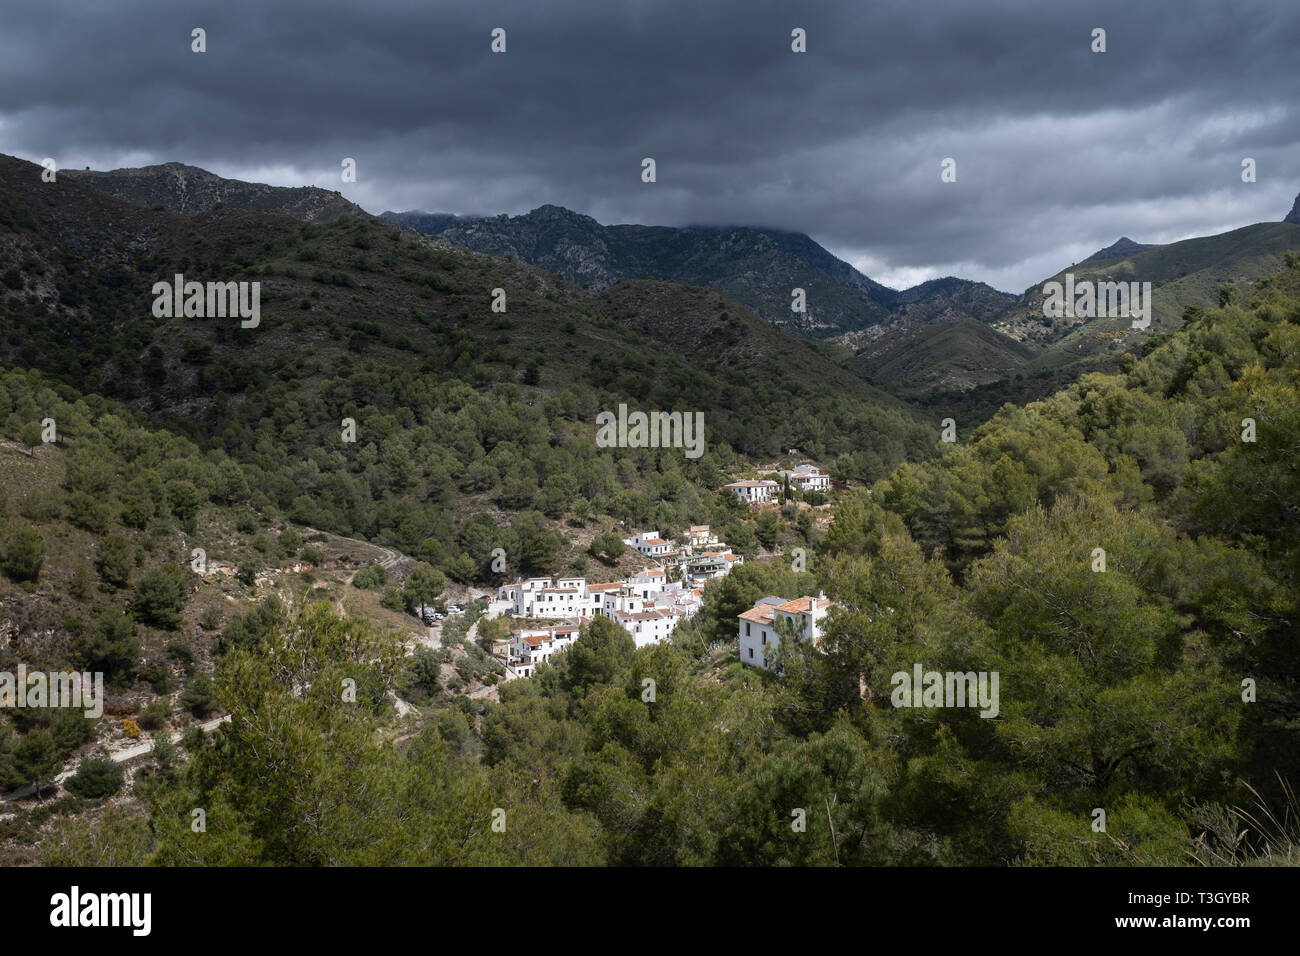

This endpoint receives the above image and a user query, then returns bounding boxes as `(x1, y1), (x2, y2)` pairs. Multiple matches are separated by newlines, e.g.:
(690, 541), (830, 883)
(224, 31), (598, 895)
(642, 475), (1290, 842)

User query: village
(490, 465), (834, 678)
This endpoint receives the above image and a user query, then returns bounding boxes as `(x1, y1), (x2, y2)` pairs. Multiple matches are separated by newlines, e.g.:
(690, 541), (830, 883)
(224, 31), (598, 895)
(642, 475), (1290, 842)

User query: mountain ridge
(382, 204), (1018, 339)
(64, 161), (368, 223)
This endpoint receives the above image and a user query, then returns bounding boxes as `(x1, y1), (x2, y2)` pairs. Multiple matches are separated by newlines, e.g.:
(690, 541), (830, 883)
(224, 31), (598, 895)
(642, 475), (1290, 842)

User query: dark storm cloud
(1, 0), (1297, 289)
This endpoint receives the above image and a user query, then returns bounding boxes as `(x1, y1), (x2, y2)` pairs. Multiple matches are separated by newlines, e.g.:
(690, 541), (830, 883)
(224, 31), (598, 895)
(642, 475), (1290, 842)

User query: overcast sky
(2, 0), (1297, 291)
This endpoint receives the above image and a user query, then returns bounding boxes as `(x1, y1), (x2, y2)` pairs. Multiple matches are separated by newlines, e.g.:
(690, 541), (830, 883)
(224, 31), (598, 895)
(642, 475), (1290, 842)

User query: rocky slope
(65, 162), (368, 223)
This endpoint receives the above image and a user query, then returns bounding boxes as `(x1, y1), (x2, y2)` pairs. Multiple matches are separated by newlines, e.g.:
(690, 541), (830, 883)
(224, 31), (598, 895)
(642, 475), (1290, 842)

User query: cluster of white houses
(494, 527), (744, 678)
(492, 519), (836, 678)
(723, 465), (830, 504)
(495, 584), (834, 678)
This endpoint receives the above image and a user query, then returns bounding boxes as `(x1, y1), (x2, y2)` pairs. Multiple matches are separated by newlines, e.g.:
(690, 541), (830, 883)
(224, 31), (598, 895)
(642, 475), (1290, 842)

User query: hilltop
(64, 162), (368, 223)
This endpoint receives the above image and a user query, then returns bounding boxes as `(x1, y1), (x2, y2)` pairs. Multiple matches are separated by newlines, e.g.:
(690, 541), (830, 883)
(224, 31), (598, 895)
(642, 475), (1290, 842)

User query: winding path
(1, 715), (230, 803)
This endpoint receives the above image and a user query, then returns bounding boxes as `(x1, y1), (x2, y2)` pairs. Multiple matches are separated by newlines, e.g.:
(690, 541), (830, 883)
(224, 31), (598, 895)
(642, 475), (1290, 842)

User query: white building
(687, 525), (718, 548)
(652, 583), (704, 619)
(778, 465), (830, 493)
(738, 593), (830, 671)
(624, 530), (677, 559)
(515, 622), (580, 671)
(724, 479), (779, 504)
(496, 577), (603, 618)
(683, 549), (743, 585)
(608, 607), (680, 648)
(627, 567), (667, 597)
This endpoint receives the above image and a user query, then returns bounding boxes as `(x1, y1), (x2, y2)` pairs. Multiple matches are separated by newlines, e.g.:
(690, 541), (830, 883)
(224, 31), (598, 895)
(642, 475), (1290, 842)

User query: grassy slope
(850, 319), (1036, 397)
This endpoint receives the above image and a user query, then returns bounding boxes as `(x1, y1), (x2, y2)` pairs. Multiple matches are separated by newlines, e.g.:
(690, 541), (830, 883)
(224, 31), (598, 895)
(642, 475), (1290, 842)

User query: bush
(165, 480), (201, 532)
(64, 757), (124, 799)
(139, 660), (171, 694)
(279, 526), (303, 554)
(379, 587), (405, 612)
(136, 697), (172, 731)
(77, 610), (139, 681)
(1, 528), (44, 582)
(401, 647), (443, 703)
(588, 531), (626, 564)
(130, 564), (189, 629)
(180, 726), (206, 753)
(17, 488), (62, 522)
(66, 492), (114, 534)
(352, 564), (387, 590)
(94, 535), (134, 589)
(69, 564), (92, 599)
(152, 734), (177, 772)
(180, 674), (216, 717)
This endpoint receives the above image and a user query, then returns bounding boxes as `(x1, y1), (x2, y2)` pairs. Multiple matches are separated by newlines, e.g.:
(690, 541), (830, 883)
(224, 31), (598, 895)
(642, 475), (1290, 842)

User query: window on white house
(748, 648), (753, 659)
(745, 622), (751, 636)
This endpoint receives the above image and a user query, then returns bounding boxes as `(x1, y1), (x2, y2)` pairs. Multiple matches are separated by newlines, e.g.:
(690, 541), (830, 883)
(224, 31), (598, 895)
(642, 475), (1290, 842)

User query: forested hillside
(0, 152), (929, 562)
(0, 149), (928, 858)
(23, 259), (1300, 866)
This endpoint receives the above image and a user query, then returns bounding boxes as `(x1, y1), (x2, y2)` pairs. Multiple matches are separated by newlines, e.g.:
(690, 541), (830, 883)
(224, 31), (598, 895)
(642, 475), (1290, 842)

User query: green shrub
(94, 535), (133, 589)
(180, 674), (216, 717)
(1, 527), (44, 582)
(136, 697), (172, 732)
(130, 564), (189, 629)
(352, 564), (387, 590)
(64, 757), (124, 799)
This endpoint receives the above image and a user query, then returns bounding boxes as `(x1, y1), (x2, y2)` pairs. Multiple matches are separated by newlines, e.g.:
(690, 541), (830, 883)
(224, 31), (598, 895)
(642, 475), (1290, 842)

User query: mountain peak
(1285, 192), (1300, 225)
(1084, 236), (1155, 262)
(526, 203), (600, 226)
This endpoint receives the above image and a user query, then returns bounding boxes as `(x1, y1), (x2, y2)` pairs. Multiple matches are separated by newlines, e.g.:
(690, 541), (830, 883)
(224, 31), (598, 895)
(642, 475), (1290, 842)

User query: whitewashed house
(499, 620), (582, 677)
(624, 531), (676, 559)
(683, 549), (743, 586)
(724, 479), (779, 504)
(627, 567), (667, 598)
(687, 525), (718, 548)
(779, 465), (830, 493)
(608, 606), (680, 648)
(653, 583), (704, 619)
(738, 593), (830, 671)
(497, 577), (601, 618)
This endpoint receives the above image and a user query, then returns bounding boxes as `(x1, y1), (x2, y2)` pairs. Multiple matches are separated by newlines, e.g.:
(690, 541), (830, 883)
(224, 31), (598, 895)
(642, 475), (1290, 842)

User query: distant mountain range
(0, 151), (929, 473)
(381, 204), (1016, 338)
(49, 161), (1300, 407)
